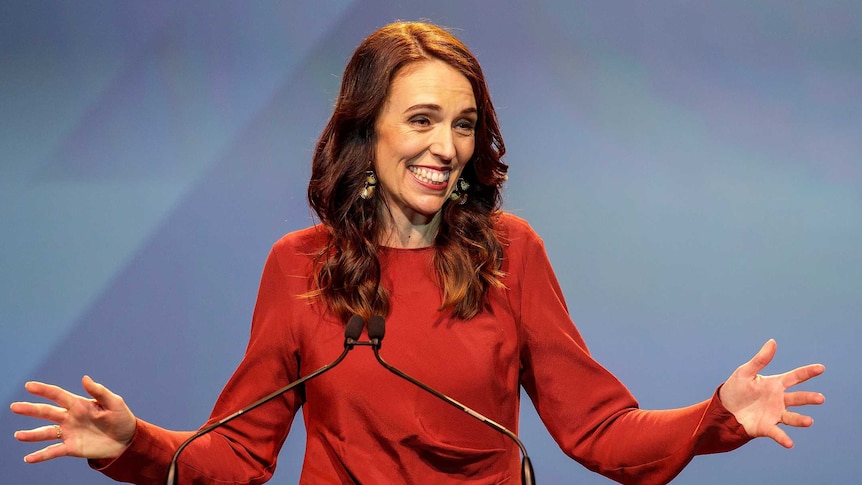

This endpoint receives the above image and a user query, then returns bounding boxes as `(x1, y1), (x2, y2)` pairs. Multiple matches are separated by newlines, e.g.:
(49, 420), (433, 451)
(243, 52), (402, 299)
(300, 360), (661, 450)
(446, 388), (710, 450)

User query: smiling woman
(306, 22), (509, 324)
(11, 20), (825, 485)
(373, 59), (478, 243)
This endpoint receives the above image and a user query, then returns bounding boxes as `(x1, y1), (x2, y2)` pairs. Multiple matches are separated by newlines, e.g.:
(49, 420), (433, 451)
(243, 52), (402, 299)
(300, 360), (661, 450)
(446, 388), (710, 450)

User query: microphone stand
(367, 316), (535, 485)
(165, 316), (365, 485)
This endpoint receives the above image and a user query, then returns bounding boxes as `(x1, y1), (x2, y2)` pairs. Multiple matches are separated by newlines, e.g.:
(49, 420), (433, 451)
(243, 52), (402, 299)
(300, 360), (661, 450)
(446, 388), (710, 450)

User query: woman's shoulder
(495, 211), (543, 247)
(270, 224), (329, 262)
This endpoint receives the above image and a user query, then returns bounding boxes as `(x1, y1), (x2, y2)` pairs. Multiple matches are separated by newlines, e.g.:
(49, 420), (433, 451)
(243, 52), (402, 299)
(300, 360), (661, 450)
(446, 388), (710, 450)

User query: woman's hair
(307, 21), (508, 322)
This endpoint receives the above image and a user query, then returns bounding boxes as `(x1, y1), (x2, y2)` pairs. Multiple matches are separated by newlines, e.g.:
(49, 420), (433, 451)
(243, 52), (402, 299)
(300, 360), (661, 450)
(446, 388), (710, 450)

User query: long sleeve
(508, 217), (750, 484)
(88, 217), (751, 485)
(91, 242), (308, 484)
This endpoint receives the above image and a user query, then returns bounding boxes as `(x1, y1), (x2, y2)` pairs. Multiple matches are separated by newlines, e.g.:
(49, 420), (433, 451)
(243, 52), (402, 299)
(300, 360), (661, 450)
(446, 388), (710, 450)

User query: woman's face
(373, 59), (477, 226)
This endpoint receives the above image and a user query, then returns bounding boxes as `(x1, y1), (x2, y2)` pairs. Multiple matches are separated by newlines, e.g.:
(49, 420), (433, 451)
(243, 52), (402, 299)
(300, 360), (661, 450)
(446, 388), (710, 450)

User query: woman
(12, 21), (824, 485)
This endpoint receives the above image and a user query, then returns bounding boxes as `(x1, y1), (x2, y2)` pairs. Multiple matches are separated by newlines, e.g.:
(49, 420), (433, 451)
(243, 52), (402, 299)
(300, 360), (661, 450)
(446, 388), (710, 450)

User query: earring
(449, 178), (470, 205)
(360, 170), (377, 200)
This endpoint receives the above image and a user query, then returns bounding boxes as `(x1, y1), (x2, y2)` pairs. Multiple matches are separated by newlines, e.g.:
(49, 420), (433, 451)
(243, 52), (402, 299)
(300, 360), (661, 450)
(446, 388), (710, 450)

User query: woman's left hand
(719, 339), (825, 448)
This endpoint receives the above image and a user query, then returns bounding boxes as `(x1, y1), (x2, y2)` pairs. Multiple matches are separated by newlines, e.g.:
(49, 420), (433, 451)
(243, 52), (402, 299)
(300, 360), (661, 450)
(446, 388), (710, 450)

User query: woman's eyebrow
(403, 104), (478, 116)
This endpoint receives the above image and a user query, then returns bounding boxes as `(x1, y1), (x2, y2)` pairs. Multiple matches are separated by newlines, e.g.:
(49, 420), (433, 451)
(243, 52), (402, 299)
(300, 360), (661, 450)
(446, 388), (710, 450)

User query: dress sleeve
(91, 245), (304, 485)
(515, 233), (750, 485)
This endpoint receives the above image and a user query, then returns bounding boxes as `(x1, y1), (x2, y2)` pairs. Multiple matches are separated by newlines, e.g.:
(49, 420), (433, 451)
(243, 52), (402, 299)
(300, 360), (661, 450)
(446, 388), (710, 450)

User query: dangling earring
(449, 178), (470, 205)
(360, 170), (377, 200)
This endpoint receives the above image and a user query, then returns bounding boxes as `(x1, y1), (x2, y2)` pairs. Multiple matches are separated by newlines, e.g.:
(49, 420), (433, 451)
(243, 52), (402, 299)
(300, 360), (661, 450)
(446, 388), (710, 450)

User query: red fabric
(92, 213), (750, 484)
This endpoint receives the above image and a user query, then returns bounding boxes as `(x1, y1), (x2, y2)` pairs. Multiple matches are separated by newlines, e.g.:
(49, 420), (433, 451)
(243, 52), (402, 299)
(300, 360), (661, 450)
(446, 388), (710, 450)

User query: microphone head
(367, 315), (385, 340)
(345, 314), (365, 340)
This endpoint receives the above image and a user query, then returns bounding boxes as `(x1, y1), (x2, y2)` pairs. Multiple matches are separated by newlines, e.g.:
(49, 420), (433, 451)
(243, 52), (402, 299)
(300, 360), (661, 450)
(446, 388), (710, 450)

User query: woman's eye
(410, 116), (431, 126)
(455, 120), (476, 133)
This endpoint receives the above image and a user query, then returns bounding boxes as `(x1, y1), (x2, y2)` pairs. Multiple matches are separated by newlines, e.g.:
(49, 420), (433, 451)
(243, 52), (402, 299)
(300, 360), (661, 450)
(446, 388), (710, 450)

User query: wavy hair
(306, 21), (508, 322)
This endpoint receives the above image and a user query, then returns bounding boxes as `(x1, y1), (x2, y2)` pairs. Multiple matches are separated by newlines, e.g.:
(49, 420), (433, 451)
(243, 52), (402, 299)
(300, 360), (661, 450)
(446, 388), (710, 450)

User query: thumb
(81, 375), (123, 410)
(736, 339), (777, 379)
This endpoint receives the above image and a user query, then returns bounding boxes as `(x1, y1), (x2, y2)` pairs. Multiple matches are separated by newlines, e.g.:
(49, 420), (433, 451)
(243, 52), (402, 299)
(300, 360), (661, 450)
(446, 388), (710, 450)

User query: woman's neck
(379, 210), (442, 249)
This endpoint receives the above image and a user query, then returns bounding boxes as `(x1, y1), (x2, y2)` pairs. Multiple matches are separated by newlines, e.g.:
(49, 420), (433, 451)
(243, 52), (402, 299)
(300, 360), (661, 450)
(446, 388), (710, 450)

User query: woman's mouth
(408, 166), (450, 186)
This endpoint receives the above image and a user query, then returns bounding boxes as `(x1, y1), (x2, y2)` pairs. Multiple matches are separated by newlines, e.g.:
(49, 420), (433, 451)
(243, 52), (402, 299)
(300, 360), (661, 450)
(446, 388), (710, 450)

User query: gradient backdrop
(3, 1), (860, 484)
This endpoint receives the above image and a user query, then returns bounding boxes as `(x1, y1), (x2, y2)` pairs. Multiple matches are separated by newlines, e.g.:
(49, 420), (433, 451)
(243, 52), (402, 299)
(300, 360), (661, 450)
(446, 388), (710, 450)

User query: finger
(81, 375), (123, 410)
(14, 425), (63, 443)
(780, 363), (826, 389)
(23, 381), (83, 409)
(9, 402), (67, 422)
(784, 391), (826, 407)
(23, 442), (68, 464)
(764, 424), (794, 449)
(781, 410), (813, 428)
(736, 339), (777, 379)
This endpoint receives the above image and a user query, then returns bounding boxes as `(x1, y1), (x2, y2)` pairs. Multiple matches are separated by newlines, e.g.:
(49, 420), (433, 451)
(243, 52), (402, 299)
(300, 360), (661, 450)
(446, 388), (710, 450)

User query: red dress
(92, 213), (749, 484)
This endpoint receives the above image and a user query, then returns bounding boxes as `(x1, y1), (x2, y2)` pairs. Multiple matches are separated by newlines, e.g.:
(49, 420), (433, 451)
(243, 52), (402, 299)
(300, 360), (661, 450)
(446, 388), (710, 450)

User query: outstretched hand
(719, 339), (825, 448)
(11, 376), (136, 463)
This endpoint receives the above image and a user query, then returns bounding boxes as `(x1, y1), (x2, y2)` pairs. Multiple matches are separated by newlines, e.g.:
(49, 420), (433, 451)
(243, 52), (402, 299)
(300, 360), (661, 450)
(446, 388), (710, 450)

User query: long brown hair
(307, 21), (508, 322)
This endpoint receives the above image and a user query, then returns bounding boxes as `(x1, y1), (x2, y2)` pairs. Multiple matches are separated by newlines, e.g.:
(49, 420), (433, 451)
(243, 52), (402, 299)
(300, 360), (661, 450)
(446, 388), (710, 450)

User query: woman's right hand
(11, 375), (136, 463)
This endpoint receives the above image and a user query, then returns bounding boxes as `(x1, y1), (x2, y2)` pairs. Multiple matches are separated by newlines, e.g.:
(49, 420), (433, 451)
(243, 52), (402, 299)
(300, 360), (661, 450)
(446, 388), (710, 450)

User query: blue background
(3, 1), (859, 483)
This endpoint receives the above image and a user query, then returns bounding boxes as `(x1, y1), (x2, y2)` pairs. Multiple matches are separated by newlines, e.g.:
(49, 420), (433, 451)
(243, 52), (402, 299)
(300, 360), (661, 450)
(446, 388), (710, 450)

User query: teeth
(409, 166), (450, 185)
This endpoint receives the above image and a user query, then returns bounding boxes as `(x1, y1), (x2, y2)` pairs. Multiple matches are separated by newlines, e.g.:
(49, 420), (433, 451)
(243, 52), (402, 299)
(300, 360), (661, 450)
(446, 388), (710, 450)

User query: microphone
(165, 314), (365, 485)
(366, 315), (536, 485)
